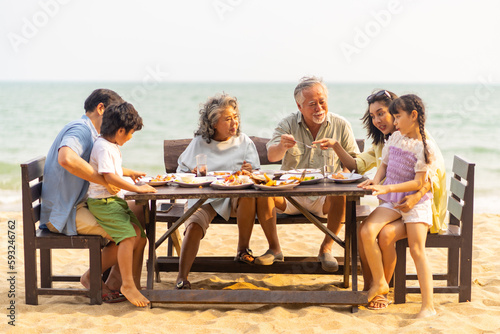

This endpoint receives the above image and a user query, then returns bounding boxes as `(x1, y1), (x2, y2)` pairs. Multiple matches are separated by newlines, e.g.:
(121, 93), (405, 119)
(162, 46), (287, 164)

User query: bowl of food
(177, 173), (196, 183)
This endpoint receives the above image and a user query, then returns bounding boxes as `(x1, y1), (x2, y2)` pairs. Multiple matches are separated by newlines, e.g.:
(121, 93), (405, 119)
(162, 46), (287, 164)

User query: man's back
(40, 115), (97, 235)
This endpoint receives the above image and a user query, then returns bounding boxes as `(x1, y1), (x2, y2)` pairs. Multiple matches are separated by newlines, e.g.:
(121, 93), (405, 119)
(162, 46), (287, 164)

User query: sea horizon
(1, 81), (499, 214)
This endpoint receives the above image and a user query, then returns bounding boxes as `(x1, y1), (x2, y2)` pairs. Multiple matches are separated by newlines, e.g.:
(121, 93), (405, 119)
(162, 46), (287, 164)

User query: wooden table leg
(346, 197), (359, 312)
(285, 197), (345, 248)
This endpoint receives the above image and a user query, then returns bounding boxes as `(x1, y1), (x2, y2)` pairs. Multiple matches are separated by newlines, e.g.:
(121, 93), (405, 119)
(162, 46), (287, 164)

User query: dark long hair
(361, 90), (398, 146)
(388, 94), (430, 164)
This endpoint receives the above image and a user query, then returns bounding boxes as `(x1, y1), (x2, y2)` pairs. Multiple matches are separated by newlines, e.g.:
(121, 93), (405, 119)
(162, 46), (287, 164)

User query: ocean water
(1, 82), (499, 213)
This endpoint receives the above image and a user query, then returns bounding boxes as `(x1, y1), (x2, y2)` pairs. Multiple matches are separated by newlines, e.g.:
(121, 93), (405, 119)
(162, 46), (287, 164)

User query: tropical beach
(1, 211), (500, 333)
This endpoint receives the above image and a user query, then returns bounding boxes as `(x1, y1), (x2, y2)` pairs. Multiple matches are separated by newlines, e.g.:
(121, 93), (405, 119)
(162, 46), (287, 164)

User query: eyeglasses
(366, 90), (392, 103)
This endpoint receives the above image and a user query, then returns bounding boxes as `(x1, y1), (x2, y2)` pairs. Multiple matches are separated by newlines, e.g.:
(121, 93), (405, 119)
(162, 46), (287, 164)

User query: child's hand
(364, 184), (389, 196)
(136, 184), (157, 193)
(130, 171), (146, 183)
(312, 138), (337, 150)
(357, 179), (374, 188)
(241, 160), (252, 173)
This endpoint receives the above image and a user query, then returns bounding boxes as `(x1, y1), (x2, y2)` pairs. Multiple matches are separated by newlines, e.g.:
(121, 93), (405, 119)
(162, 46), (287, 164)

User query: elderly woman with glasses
(314, 89), (447, 310)
(174, 93), (278, 290)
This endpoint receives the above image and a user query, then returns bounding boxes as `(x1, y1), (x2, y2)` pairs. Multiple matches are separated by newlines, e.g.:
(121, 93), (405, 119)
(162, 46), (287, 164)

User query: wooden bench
(153, 137), (370, 282)
(21, 156), (107, 305)
(394, 155), (475, 303)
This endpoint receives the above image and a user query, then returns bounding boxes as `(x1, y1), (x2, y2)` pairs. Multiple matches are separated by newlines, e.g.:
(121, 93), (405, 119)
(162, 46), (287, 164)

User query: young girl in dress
(358, 94), (437, 318)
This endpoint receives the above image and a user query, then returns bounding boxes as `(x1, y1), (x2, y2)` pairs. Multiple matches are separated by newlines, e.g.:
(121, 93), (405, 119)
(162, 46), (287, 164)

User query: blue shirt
(40, 115), (98, 235)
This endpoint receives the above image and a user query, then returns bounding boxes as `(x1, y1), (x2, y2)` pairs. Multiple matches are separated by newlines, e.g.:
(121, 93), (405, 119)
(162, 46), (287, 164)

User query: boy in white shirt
(87, 102), (156, 307)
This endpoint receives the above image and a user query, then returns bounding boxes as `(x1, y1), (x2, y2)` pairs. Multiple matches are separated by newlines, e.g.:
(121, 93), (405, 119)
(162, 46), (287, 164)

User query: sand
(1, 211), (499, 334)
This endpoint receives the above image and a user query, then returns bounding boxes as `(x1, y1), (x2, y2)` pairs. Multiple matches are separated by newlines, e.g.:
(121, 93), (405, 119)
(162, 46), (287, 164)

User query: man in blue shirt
(40, 88), (146, 302)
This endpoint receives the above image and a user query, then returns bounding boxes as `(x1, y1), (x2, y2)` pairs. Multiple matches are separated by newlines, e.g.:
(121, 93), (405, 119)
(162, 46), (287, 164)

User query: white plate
(253, 181), (299, 191)
(287, 168), (322, 175)
(141, 175), (175, 186)
(280, 173), (324, 185)
(326, 173), (363, 183)
(210, 181), (254, 190)
(174, 176), (217, 187)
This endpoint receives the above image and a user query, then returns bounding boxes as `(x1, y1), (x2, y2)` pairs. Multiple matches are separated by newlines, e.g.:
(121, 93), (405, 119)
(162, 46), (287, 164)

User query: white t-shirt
(88, 137), (125, 199)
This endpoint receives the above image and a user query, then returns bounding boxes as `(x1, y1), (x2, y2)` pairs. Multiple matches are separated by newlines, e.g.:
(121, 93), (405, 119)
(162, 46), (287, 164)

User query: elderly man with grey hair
(263, 76), (360, 271)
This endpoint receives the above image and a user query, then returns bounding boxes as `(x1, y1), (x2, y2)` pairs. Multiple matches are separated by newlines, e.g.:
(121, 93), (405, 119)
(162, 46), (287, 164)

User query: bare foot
(416, 308), (437, 319)
(367, 282), (390, 303)
(121, 284), (150, 307)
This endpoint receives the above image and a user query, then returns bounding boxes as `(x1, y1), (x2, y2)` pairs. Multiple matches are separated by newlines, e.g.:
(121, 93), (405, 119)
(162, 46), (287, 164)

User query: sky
(1, 0), (499, 84)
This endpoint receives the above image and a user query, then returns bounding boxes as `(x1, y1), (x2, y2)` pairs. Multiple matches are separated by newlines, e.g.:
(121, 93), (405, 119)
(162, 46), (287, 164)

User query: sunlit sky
(1, 0), (499, 83)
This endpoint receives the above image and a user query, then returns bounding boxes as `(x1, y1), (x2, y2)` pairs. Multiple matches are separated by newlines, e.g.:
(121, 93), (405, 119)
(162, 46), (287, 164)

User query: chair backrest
(164, 137), (365, 173)
(21, 156), (46, 242)
(448, 155), (475, 234)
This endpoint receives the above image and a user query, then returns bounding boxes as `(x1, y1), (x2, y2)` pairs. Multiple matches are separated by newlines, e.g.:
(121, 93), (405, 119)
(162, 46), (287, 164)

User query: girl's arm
(103, 173), (156, 194)
(358, 162), (387, 188)
(365, 171), (426, 196)
(313, 138), (357, 171)
(122, 167), (146, 183)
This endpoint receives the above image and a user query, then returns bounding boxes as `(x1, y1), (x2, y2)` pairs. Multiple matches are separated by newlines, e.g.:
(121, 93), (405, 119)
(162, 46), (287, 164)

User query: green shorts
(87, 196), (145, 244)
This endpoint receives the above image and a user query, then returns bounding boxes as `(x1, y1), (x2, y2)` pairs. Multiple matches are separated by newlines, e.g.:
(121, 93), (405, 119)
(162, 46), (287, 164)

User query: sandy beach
(1, 211), (499, 334)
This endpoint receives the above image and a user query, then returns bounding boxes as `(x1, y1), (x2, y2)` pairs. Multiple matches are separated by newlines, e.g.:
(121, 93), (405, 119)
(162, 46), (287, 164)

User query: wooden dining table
(125, 179), (372, 311)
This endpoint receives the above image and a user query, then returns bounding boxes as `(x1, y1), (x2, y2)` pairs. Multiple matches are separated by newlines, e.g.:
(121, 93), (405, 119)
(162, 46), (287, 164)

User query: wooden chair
(394, 155), (475, 303)
(22, 156), (106, 305)
(153, 137), (370, 281)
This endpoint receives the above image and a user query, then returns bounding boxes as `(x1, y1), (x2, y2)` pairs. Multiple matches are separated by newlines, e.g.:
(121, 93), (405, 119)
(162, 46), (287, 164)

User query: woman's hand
(313, 138), (337, 150)
(394, 194), (419, 212)
(240, 160), (253, 173)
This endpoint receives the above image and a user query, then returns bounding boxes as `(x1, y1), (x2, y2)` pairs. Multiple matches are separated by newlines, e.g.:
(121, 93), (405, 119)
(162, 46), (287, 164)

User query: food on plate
(287, 175), (316, 182)
(213, 171), (230, 176)
(215, 171), (252, 186)
(250, 172), (299, 187)
(330, 172), (347, 180)
(150, 174), (174, 182)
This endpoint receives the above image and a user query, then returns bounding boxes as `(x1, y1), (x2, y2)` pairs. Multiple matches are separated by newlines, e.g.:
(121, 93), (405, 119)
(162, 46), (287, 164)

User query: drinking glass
(196, 154), (207, 177)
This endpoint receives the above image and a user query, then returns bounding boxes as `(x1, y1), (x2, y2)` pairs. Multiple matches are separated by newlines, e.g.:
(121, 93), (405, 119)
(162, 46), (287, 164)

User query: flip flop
(367, 295), (392, 310)
(102, 291), (127, 303)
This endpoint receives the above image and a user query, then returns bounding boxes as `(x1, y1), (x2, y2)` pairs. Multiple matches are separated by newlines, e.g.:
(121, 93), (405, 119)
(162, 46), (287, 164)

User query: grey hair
(293, 76), (329, 106)
(195, 93), (240, 143)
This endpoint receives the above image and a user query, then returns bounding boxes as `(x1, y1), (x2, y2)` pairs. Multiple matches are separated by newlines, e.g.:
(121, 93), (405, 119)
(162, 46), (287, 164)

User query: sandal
(367, 295), (392, 310)
(234, 248), (255, 264)
(102, 291), (127, 303)
(176, 280), (191, 290)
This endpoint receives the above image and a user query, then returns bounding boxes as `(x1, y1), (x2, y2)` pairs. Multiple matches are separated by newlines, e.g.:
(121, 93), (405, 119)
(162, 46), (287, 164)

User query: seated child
(87, 102), (157, 307)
